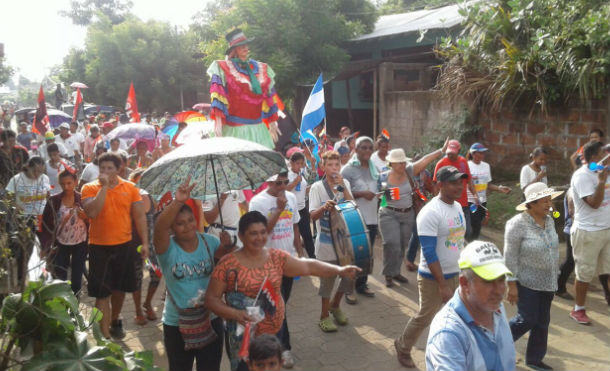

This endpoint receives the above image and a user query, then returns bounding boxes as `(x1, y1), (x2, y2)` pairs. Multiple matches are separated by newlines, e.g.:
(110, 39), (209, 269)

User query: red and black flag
(258, 277), (280, 316)
(32, 85), (50, 135)
(72, 88), (84, 122)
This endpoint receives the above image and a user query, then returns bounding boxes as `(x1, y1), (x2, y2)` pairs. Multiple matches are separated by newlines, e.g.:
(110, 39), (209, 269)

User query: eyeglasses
(274, 180), (289, 186)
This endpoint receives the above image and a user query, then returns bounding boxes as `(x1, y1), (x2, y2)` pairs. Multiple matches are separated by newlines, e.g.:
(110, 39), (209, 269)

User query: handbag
(166, 233), (217, 350)
(406, 168), (426, 215)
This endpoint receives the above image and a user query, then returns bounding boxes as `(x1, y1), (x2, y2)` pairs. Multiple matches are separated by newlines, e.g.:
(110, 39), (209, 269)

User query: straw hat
(516, 182), (564, 211)
(386, 149), (411, 163)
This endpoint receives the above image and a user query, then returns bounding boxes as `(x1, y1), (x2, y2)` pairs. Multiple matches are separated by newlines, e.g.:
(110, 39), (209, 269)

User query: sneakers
(110, 319), (126, 339)
(569, 309), (591, 325)
(282, 350), (295, 369)
(526, 360), (554, 371)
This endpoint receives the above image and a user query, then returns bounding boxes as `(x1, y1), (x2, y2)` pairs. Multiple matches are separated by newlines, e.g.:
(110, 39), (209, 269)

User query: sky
(1, 0), (210, 82)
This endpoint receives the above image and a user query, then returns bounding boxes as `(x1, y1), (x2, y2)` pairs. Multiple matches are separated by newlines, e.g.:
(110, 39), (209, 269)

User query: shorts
(133, 241), (161, 290)
(571, 228), (610, 283)
(317, 260), (353, 298)
(88, 242), (138, 298)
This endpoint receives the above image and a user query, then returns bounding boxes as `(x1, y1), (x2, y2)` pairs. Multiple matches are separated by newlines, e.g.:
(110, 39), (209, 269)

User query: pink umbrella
(192, 103), (211, 110)
(70, 82), (88, 89)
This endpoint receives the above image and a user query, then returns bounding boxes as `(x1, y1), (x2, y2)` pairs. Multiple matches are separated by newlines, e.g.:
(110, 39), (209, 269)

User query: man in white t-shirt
(203, 190), (247, 247)
(287, 151), (315, 259)
(309, 150), (354, 333)
(55, 123), (81, 162)
(569, 141), (610, 325)
(249, 171), (302, 366)
(395, 165), (467, 369)
(69, 121), (86, 153)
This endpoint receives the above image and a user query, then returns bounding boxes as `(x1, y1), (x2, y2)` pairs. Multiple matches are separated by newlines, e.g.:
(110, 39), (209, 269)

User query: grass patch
(485, 186), (522, 230)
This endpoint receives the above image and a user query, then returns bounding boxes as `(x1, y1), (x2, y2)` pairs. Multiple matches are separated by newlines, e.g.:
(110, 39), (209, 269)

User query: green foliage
(60, 0), (134, 26)
(61, 15), (204, 112)
(194, 0), (378, 99)
(0, 58), (14, 85)
(436, 0), (610, 112)
(0, 280), (159, 371)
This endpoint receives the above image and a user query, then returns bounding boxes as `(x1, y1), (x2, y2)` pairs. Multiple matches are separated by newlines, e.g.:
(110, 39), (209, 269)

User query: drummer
(309, 150), (355, 332)
(203, 190), (248, 247)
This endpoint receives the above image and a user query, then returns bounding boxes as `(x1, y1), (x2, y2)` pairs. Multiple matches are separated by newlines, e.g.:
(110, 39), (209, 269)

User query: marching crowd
(1, 114), (610, 371)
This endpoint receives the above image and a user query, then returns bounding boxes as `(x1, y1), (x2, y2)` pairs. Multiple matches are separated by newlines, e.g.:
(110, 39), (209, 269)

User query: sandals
(318, 317), (338, 332)
(330, 308), (348, 326)
(144, 305), (157, 321)
(134, 315), (147, 326)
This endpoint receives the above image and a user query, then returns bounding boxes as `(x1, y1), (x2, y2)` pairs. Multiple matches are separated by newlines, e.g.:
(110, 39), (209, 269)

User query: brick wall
(477, 99), (610, 182)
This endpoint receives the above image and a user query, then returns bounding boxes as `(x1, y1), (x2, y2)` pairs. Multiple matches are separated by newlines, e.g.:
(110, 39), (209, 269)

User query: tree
(194, 0), (378, 100)
(61, 16), (204, 112)
(0, 58), (14, 86)
(436, 0), (610, 112)
(60, 0), (133, 26)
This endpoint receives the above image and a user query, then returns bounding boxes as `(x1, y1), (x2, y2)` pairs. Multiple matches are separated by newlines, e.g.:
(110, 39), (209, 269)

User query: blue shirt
(426, 290), (516, 371)
(157, 233), (220, 326)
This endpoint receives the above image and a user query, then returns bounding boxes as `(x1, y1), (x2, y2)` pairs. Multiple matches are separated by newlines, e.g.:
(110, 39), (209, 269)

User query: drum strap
(322, 179), (335, 201)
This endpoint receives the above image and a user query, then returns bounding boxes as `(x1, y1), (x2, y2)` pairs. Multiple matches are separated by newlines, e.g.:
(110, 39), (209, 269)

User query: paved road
(81, 228), (610, 370)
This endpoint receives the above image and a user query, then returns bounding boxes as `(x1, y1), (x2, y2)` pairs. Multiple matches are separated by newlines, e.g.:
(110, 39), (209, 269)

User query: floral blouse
(504, 212), (559, 292)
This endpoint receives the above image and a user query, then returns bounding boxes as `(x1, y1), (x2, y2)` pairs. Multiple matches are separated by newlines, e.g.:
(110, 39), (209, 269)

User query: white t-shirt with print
(308, 179), (352, 261)
(6, 173), (51, 215)
(417, 196), (466, 276)
(249, 190), (300, 256)
(571, 165), (610, 231)
(288, 169), (308, 210)
(467, 161), (492, 203)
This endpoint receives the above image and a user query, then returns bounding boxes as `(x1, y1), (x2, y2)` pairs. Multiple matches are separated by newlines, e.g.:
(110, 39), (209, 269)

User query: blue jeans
(276, 276), (293, 350)
(406, 224), (419, 264)
(509, 283), (554, 363)
(52, 241), (88, 294)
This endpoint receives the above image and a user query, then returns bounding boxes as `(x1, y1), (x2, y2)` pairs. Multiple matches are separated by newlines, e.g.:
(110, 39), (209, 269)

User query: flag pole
(254, 275), (269, 303)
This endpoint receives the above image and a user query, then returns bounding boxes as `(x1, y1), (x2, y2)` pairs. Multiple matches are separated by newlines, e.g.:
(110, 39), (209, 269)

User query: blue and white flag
(300, 74), (325, 137)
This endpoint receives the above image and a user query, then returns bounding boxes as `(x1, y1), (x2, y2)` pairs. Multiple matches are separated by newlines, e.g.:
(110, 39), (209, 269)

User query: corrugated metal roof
(351, 3), (465, 42)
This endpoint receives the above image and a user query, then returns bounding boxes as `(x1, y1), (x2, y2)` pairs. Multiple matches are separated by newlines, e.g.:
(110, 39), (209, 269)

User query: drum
(329, 201), (372, 274)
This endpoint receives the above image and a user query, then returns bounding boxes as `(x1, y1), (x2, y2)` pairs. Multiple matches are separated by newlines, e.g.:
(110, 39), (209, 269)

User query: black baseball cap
(437, 166), (468, 182)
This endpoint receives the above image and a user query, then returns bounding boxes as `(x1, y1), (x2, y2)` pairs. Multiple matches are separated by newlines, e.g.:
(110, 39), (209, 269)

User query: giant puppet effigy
(207, 29), (282, 149)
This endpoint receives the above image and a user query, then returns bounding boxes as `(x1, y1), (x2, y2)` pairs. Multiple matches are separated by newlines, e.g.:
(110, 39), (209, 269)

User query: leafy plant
(436, 0), (610, 113)
(0, 280), (160, 371)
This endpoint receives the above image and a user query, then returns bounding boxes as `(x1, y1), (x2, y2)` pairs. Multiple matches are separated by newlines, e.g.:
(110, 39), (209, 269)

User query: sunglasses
(274, 180), (290, 186)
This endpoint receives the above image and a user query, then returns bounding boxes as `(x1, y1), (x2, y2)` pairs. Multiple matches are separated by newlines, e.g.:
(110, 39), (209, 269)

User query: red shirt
(433, 156), (471, 207)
